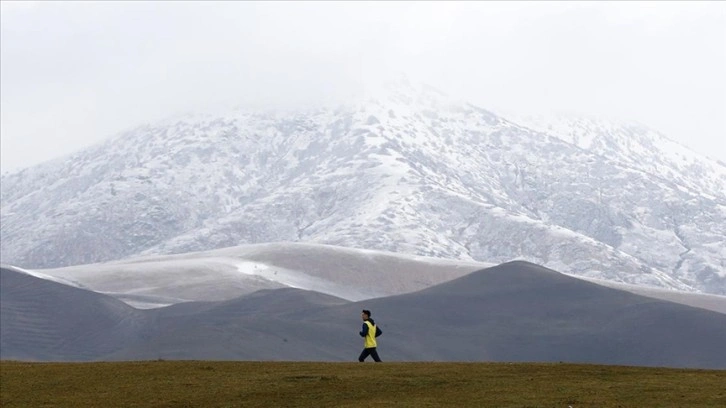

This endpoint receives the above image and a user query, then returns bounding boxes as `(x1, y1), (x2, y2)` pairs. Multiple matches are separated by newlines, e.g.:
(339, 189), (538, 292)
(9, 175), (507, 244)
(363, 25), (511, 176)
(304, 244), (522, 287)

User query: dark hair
(362, 309), (371, 317)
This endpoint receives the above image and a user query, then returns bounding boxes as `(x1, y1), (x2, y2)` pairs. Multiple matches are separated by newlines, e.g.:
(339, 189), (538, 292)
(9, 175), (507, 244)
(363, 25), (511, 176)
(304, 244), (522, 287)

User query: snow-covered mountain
(2, 77), (725, 294)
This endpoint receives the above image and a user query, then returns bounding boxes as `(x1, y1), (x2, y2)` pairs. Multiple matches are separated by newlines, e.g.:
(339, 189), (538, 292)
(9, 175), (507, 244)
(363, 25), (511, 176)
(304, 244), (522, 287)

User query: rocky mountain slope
(1, 78), (724, 293)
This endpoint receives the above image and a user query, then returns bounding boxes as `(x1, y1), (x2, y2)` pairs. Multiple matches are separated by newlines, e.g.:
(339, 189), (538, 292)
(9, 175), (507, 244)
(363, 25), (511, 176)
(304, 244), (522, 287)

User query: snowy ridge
(495, 111), (726, 199)
(0, 264), (84, 289)
(1, 79), (725, 294)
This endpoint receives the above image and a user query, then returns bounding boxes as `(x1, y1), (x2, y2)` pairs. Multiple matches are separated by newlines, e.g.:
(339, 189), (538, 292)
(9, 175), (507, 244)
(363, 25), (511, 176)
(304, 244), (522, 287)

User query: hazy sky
(1, 1), (725, 173)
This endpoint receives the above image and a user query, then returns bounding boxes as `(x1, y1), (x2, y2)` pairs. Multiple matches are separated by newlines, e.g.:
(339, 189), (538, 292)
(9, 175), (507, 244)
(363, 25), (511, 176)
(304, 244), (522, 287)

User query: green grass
(1, 361), (724, 407)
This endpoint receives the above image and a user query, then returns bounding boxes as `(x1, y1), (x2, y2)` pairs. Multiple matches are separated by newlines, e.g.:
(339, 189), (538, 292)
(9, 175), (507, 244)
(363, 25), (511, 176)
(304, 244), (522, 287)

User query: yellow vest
(364, 320), (377, 348)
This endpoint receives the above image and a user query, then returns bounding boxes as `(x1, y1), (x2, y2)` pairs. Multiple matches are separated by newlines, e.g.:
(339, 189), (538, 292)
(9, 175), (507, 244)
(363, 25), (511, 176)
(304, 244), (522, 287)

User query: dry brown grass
(1, 360), (724, 407)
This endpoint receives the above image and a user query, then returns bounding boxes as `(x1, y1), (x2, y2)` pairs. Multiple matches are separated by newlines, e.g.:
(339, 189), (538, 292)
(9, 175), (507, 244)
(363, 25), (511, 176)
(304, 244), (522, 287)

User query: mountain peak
(1, 86), (724, 295)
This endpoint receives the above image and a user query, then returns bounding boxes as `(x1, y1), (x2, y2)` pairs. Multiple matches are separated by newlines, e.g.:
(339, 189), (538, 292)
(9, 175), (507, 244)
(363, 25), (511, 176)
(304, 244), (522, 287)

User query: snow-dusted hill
(2, 78), (725, 293)
(4, 259), (726, 366)
(21, 242), (489, 308)
(8, 242), (723, 315)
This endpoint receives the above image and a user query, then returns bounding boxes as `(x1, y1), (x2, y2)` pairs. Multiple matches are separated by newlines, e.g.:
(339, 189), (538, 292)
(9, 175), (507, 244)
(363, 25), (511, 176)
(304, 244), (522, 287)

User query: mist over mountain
(1, 78), (724, 294)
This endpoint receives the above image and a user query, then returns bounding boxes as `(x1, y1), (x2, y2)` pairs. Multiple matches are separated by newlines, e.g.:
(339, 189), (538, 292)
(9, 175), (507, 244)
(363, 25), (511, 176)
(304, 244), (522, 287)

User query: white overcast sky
(1, 1), (725, 173)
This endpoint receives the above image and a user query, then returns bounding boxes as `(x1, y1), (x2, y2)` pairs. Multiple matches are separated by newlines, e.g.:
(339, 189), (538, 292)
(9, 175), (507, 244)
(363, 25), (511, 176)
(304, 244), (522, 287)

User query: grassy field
(1, 360), (724, 407)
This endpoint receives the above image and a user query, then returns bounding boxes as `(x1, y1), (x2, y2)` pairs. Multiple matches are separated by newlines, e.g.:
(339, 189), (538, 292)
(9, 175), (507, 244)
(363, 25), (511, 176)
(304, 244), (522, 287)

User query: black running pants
(358, 347), (382, 362)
